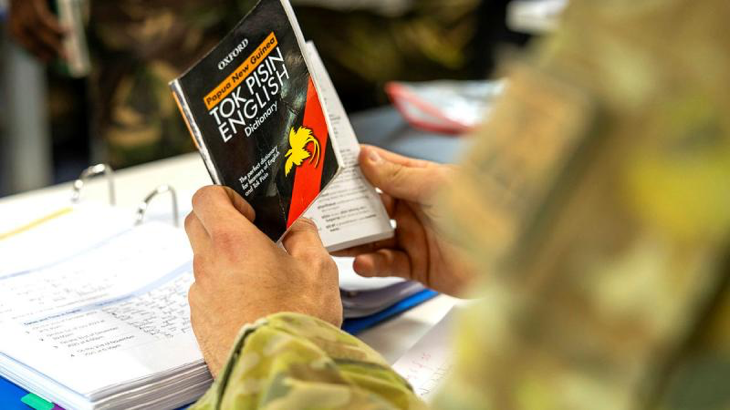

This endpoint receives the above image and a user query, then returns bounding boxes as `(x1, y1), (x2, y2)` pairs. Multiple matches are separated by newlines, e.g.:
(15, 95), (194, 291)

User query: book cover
(170, 0), (341, 241)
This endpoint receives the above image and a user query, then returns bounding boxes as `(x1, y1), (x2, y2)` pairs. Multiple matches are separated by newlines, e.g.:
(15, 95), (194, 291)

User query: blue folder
(0, 377), (32, 409)
(342, 289), (439, 335)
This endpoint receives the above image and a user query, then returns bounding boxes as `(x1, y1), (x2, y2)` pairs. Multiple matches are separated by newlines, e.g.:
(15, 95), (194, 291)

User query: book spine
(170, 80), (222, 185)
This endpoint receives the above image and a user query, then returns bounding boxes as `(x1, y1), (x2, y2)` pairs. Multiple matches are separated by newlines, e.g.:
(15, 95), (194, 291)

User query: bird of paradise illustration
(284, 126), (321, 176)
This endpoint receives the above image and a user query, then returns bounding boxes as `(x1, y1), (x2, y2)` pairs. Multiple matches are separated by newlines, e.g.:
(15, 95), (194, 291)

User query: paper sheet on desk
(392, 307), (457, 401)
(336, 256), (404, 292)
(0, 219), (207, 409)
(336, 256), (427, 318)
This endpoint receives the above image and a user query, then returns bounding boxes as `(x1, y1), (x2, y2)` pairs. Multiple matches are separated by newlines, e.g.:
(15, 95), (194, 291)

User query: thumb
(282, 218), (327, 260)
(359, 146), (435, 203)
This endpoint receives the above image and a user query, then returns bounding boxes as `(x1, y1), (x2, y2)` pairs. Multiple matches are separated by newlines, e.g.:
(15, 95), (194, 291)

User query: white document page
(392, 307), (457, 402)
(304, 43), (394, 252)
(0, 219), (203, 407)
(336, 256), (405, 292)
(0, 204), (134, 278)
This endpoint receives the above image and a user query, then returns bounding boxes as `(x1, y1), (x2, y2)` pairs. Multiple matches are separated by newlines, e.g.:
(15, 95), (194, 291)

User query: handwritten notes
(392, 308), (457, 401)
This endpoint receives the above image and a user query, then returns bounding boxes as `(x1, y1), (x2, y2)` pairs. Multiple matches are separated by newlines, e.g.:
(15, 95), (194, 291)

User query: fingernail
(368, 149), (382, 164)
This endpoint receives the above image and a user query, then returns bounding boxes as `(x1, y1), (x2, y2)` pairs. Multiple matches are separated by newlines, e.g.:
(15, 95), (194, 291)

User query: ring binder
(0, 201), (202, 409)
(71, 164), (116, 205)
(135, 185), (180, 227)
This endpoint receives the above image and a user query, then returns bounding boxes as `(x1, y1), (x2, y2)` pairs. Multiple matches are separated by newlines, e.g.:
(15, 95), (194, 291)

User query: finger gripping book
(170, 0), (342, 242)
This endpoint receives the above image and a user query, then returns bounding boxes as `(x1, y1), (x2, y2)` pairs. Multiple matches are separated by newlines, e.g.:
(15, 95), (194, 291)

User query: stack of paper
(0, 208), (208, 409)
(336, 257), (427, 319)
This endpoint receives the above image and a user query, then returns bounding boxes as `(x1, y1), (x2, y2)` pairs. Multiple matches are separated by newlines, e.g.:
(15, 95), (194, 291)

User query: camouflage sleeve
(190, 312), (427, 410)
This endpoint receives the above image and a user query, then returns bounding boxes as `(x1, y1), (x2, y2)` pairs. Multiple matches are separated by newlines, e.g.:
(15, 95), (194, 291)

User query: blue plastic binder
(342, 289), (439, 335)
(0, 377), (32, 409)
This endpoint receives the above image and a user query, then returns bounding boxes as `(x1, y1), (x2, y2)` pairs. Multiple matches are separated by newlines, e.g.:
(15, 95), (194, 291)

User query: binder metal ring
(71, 164), (116, 205)
(135, 185), (180, 227)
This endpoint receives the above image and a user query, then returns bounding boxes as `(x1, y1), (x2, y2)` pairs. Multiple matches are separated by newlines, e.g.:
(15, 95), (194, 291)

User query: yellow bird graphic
(284, 126), (321, 176)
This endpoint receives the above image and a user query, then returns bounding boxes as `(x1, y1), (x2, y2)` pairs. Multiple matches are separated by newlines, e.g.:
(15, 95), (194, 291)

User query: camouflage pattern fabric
(190, 313), (426, 409)
(438, 0), (730, 409)
(292, 0), (482, 109)
(87, 0), (481, 168)
(191, 0), (730, 409)
(88, 0), (250, 168)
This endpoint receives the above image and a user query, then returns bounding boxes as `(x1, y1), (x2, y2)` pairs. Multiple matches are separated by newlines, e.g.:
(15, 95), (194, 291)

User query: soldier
(288, 0), (486, 111)
(184, 0), (730, 409)
(85, 1), (252, 168)
(8, 0), (487, 169)
(8, 0), (250, 168)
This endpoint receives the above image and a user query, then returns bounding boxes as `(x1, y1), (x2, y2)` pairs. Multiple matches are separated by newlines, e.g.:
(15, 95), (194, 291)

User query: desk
(0, 153), (458, 372)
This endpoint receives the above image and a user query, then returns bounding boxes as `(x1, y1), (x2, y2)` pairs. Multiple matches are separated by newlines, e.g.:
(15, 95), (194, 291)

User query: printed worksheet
(0, 219), (201, 403)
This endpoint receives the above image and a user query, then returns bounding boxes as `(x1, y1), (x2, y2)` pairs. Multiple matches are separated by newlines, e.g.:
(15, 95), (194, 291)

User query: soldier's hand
(335, 145), (475, 297)
(8, 0), (66, 62)
(184, 186), (342, 377)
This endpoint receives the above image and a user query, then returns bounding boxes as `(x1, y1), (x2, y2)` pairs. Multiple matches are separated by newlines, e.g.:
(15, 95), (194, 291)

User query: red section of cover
(286, 77), (329, 228)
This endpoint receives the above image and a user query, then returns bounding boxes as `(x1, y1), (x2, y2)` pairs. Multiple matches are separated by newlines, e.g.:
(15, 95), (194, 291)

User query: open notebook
(0, 205), (206, 409)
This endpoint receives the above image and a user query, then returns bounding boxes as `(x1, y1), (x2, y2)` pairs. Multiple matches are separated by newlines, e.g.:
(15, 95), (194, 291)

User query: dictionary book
(171, 0), (394, 249)
(170, 0), (343, 242)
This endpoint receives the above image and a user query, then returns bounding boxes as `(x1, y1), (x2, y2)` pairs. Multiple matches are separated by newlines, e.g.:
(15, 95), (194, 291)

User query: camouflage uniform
(292, 0), (483, 110)
(88, 1), (251, 168)
(88, 0), (482, 168)
(191, 0), (730, 408)
(193, 313), (426, 409)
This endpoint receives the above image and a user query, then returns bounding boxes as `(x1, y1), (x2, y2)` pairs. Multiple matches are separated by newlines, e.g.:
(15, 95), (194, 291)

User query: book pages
(304, 43), (394, 251)
(0, 217), (207, 409)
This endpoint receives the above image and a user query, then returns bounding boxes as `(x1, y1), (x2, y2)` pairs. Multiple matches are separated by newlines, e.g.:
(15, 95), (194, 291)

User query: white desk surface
(0, 153), (457, 365)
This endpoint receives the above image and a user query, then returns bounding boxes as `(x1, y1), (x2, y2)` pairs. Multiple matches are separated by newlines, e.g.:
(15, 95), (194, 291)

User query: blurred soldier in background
(287, 0), (487, 110)
(294, 0), (529, 111)
(8, 0), (246, 168)
(8, 0), (515, 169)
(86, 1), (246, 167)
(183, 0), (730, 409)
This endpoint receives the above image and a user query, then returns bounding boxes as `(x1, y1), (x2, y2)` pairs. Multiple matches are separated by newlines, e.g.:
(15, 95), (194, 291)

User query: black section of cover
(320, 140), (339, 190)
